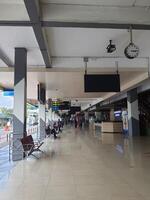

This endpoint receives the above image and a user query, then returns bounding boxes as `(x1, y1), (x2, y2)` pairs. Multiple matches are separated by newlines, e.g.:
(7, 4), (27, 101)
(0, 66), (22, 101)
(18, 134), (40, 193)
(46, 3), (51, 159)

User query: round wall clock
(124, 42), (139, 59)
(124, 27), (139, 59)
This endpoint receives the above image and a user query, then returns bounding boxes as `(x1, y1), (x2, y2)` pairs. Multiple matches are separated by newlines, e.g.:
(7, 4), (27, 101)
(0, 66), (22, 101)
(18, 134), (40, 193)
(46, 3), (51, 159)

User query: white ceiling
(0, 27), (45, 67)
(42, 3), (150, 24)
(0, 0), (150, 107)
(51, 57), (149, 70)
(1, 25), (150, 69)
(0, 1), (150, 69)
(0, 70), (148, 109)
(0, 59), (7, 67)
(0, 0), (29, 20)
(0, 70), (148, 97)
(47, 28), (150, 57)
(0, 0), (23, 4)
(46, 28), (150, 69)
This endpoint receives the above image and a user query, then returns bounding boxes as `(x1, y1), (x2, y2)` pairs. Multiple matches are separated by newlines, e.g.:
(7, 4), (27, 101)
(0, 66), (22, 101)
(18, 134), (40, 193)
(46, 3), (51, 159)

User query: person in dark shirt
(74, 115), (78, 128)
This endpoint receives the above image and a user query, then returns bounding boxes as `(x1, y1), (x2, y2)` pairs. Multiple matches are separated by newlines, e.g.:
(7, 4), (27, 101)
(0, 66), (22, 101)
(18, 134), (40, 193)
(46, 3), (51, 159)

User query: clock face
(124, 43), (139, 59)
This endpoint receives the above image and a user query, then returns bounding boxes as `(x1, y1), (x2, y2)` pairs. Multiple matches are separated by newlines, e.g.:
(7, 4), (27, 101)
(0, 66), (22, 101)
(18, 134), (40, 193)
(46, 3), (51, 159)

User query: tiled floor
(0, 126), (150, 200)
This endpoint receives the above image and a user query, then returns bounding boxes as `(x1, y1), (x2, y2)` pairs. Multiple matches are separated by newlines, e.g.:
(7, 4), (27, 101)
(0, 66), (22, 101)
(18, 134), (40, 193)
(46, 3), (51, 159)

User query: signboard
(59, 101), (70, 110)
(52, 100), (60, 111)
(3, 89), (14, 97)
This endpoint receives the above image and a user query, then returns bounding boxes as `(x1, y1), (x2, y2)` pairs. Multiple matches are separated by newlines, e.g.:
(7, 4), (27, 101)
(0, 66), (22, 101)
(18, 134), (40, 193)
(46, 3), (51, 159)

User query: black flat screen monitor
(70, 106), (81, 114)
(84, 74), (120, 92)
(59, 101), (71, 110)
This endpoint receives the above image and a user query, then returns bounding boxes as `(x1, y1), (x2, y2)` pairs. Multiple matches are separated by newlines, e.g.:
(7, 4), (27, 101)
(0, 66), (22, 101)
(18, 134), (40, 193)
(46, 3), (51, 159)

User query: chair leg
(31, 153), (39, 159)
(29, 149), (40, 159)
(37, 149), (44, 153)
(36, 148), (48, 156)
(28, 149), (34, 156)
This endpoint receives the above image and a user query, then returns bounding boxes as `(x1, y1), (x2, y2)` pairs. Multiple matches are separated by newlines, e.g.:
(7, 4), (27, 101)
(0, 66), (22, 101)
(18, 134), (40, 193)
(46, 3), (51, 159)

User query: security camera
(106, 40), (116, 53)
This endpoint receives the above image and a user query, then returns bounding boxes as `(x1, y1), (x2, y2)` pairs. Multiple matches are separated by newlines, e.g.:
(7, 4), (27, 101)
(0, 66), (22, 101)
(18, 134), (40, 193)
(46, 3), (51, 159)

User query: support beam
(13, 48), (27, 161)
(0, 21), (33, 27)
(24, 0), (52, 68)
(1, 20), (150, 30)
(0, 20), (150, 30)
(42, 21), (150, 30)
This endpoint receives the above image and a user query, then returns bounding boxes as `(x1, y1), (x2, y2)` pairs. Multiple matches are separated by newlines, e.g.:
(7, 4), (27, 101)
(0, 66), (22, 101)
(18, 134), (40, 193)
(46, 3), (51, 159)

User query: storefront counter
(101, 121), (122, 133)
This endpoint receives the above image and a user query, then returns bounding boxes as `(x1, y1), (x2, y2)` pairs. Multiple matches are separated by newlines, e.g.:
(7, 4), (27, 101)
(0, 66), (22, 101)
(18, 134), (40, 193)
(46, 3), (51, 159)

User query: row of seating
(20, 122), (63, 159)
(45, 124), (62, 139)
(20, 135), (44, 159)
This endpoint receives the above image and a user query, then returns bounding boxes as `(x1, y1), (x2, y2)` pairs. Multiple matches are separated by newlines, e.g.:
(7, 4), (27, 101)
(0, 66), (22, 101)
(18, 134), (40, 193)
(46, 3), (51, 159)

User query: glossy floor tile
(0, 126), (150, 200)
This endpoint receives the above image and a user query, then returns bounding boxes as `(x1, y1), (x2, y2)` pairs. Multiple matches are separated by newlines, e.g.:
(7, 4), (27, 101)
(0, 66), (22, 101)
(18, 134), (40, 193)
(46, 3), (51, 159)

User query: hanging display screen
(59, 101), (71, 110)
(70, 106), (81, 114)
(84, 74), (120, 92)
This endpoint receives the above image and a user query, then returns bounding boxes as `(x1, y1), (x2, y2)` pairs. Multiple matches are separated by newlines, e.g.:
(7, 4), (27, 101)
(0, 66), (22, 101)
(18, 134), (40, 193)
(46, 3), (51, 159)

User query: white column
(13, 48), (27, 161)
(39, 103), (46, 140)
(127, 88), (140, 137)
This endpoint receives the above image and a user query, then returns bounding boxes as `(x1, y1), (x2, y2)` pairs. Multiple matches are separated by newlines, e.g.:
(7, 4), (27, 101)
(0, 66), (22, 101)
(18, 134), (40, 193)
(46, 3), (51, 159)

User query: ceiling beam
(0, 48), (13, 67)
(42, 21), (150, 30)
(1, 20), (150, 30)
(24, 0), (52, 68)
(0, 21), (32, 27)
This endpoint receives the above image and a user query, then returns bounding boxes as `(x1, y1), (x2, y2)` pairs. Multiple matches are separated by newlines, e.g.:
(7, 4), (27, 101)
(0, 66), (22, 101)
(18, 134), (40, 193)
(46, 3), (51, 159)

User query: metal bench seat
(20, 135), (44, 159)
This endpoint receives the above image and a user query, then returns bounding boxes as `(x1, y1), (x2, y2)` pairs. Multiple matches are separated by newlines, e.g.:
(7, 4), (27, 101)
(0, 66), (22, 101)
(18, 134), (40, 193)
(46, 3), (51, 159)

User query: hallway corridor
(0, 127), (150, 200)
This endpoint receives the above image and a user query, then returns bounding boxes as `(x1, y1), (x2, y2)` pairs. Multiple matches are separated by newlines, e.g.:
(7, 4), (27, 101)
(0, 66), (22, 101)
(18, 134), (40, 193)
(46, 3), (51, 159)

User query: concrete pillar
(13, 48), (27, 161)
(95, 112), (101, 121)
(127, 88), (140, 137)
(110, 108), (115, 121)
(84, 111), (89, 121)
(47, 99), (52, 124)
(39, 103), (46, 140)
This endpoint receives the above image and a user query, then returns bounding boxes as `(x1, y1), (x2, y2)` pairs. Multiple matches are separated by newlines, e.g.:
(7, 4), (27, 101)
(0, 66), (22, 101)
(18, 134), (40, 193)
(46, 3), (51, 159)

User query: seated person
(53, 122), (60, 134)
(51, 128), (58, 139)
(45, 125), (51, 137)
(58, 119), (62, 132)
(45, 125), (57, 139)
